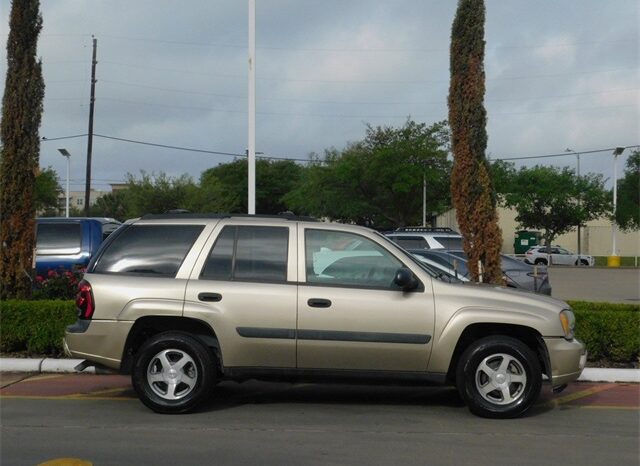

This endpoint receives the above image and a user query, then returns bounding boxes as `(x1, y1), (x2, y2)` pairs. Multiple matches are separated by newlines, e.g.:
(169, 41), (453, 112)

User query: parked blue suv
(35, 217), (121, 275)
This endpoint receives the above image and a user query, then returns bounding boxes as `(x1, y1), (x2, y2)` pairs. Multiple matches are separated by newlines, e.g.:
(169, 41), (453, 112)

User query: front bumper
(544, 337), (587, 387)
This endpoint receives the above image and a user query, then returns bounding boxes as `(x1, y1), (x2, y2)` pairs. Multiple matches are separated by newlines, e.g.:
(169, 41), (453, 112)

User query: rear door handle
(198, 292), (222, 302)
(308, 298), (331, 308)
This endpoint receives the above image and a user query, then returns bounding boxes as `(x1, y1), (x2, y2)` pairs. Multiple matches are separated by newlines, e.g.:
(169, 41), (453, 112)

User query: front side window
(93, 225), (204, 277)
(305, 229), (402, 289)
(201, 225), (289, 282)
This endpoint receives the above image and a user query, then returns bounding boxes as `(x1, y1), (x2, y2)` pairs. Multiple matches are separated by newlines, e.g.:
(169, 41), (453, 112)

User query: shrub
(568, 301), (640, 365)
(0, 300), (75, 355)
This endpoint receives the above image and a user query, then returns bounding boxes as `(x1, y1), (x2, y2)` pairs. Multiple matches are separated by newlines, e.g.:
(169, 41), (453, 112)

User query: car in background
(36, 217), (121, 275)
(524, 246), (594, 267)
(409, 249), (552, 295)
(385, 227), (463, 250)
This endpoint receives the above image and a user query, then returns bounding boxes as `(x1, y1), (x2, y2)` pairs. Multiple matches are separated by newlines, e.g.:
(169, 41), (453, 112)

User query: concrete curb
(0, 358), (638, 382)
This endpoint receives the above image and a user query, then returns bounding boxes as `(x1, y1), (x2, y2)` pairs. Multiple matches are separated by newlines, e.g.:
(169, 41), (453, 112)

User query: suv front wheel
(456, 336), (542, 419)
(132, 331), (216, 414)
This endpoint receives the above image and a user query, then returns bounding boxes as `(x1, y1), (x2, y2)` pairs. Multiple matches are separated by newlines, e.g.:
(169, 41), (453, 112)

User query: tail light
(76, 280), (95, 320)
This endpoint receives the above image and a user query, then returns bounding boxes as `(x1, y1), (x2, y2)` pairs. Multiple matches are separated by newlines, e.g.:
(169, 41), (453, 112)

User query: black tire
(580, 259), (589, 266)
(132, 331), (216, 414)
(534, 258), (547, 266)
(456, 336), (541, 419)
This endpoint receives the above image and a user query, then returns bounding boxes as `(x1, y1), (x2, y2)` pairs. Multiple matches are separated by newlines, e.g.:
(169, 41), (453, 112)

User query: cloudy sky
(1, 0), (638, 191)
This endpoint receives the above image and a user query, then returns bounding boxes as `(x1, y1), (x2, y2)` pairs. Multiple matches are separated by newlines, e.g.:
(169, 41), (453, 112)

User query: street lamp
(610, 146), (625, 262)
(565, 148), (581, 256)
(57, 148), (71, 217)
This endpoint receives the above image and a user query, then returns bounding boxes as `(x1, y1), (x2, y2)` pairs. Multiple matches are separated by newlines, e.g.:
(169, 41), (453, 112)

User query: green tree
(448, 0), (502, 284)
(119, 172), (199, 218)
(34, 167), (61, 215)
(196, 158), (304, 214)
(90, 190), (128, 221)
(503, 165), (611, 249)
(285, 120), (451, 228)
(615, 150), (639, 231)
(0, 0), (45, 299)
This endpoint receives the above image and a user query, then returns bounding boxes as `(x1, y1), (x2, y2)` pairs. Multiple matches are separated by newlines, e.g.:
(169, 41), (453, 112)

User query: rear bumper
(544, 337), (587, 387)
(64, 319), (133, 371)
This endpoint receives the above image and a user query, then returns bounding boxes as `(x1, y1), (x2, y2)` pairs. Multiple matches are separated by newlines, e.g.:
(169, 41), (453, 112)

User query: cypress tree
(0, 0), (45, 299)
(448, 0), (503, 283)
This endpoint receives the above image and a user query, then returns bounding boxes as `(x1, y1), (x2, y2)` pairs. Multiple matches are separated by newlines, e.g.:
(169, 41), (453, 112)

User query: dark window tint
(93, 225), (204, 277)
(434, 236), (463, 249)
(37, 223), (82, 251)
(201, 226), (289, 282)
(200, 226), (235, 280)
(393, 236), (429, 249)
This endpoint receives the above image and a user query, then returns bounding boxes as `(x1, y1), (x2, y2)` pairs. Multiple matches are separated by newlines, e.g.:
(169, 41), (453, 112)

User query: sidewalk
(0, 357), (638, 383)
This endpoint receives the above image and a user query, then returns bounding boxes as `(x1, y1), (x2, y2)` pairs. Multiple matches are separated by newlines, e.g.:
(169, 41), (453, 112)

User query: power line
(41, 132), (637, 164)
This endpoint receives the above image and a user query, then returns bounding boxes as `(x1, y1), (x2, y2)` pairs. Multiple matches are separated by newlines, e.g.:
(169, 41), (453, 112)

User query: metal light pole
(566, 148), (581, 256)
(422, 173), (427, 227)
(611, 147), (625, 258)
(247, 0), (256, 214)
(58, 148), (71, 217)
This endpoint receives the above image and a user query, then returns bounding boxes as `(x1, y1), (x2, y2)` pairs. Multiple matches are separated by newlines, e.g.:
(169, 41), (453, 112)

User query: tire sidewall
(457, 336), (541, 419)
(132, 332), (215, 414)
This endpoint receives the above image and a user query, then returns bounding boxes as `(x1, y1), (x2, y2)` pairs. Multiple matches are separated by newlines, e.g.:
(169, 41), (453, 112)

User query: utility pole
(247, 0), (256, 215)
(84, 36), (97, 216)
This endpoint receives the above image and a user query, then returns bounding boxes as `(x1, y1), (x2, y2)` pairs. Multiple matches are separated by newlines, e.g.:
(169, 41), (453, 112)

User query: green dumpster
(514, 230), (540, 254)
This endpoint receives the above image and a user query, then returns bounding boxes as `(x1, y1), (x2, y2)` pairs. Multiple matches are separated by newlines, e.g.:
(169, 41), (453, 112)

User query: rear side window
(201, 226), (289, 282)
(433, 236), (463, 249)
(37, 223), (82, 252)
(93, 225), (204, 277)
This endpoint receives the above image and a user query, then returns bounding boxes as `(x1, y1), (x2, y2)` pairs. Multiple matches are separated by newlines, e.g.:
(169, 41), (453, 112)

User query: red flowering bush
(33, 267), (85, 300)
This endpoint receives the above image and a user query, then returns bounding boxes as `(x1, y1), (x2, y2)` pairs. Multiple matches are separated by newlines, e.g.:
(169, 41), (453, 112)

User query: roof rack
(140, 212), (317, 222)
(394, 227), (458, 233)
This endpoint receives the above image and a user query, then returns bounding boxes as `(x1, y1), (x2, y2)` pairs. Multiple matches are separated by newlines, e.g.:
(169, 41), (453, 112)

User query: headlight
(559, 309), (575, 340)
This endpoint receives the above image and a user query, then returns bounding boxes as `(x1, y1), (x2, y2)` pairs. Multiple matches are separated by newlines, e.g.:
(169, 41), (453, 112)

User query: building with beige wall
(436, 207), (639, 257)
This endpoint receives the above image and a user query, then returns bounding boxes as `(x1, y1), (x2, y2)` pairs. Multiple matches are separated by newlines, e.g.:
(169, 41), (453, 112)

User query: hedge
(1, 299), (638, 365)
(1, 300), (76, 355)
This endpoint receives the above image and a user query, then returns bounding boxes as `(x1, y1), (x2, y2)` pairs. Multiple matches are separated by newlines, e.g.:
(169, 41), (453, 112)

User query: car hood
(452, 280), (568, 311)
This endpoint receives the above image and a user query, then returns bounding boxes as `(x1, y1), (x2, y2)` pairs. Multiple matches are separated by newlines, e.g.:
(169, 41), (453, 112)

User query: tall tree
(615, 150), (639, 231)
(34, 167), (62, 215)
(285, 120), (451, 228)
(448, 0), (502, 283)
(503, 165), (611, 249)
(0, 0), (45, 299)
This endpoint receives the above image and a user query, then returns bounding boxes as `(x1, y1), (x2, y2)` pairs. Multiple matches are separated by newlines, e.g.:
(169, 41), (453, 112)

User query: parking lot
(1, 373), (638, 466)
(547, 266), (640, 303)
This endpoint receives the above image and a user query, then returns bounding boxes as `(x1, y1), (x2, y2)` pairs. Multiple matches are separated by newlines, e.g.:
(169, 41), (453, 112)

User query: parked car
(409, 249), (551, 295)
(36, 217), (121, 275)
(65, 213), (585, 418)
(385, 227), (463, 250)
(524, 245), (594, 266)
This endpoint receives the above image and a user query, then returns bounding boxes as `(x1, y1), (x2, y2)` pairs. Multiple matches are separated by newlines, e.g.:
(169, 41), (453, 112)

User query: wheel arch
(444, 322), (550, 385)
(120, 316), (221, 375)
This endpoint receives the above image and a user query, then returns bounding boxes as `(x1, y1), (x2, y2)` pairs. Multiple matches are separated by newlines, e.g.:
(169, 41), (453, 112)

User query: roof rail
(140, 212), (317, 222)
(394, 226), (458, 233)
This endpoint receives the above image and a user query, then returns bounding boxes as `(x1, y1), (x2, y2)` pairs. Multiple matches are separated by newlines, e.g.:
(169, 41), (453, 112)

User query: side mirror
(394, 267), (419, 291)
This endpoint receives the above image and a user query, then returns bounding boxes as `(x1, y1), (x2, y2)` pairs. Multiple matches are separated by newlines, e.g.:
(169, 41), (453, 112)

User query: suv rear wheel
(456, 336), (541, 419)
(132, 331), (216, 414)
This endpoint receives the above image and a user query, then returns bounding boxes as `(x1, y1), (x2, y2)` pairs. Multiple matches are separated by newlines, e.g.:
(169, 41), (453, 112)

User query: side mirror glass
(394, 267), (418, 291)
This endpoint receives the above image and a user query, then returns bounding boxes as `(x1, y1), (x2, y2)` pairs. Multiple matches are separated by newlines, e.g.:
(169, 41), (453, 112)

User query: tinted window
(306, 230), (402, 288)
(201, 226), (289, 282)
(93, 225), (204, 277)
(37, 223), (82, 251)
(434, 236), (463, 249)
(393, 236), (429, 249)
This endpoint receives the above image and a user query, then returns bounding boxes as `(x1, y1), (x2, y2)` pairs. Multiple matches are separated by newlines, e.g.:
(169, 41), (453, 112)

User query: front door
(296, 227), (434, 372)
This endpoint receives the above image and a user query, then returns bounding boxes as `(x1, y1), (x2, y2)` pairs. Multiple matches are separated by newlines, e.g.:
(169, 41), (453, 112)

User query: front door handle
(308, 298), (331, 308)
(198, 292), (222, 302)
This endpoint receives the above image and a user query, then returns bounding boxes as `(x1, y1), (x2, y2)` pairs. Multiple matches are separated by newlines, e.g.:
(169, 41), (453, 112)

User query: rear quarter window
(92, 224), (204, 277)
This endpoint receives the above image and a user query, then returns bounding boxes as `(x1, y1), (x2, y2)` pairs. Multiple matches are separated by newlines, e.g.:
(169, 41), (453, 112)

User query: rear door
(184, 220), (297, 368)
(296, 226), (434, 372)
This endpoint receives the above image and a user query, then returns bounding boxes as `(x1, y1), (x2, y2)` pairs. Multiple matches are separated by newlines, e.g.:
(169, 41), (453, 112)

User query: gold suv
(64, 214), (586, 418)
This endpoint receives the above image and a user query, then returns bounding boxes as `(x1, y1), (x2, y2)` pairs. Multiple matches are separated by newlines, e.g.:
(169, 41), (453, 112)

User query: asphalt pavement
(1, 374), (638, 466)
(548, 266), (639, 303)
